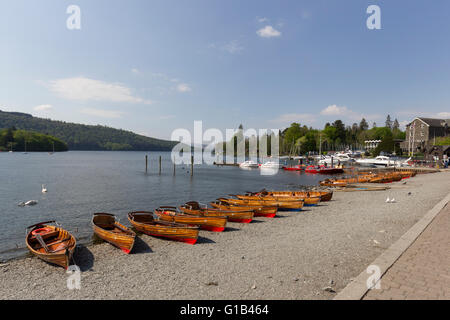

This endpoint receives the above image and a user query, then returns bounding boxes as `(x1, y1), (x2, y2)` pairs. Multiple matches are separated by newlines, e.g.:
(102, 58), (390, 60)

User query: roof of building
(407, 117), (450, 127)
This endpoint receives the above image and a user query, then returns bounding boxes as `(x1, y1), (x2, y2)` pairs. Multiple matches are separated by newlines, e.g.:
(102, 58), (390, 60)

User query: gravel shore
(1, 171), (449, 300)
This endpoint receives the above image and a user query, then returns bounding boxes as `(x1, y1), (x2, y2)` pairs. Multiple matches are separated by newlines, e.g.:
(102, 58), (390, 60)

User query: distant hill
(0, 110), (177, 151)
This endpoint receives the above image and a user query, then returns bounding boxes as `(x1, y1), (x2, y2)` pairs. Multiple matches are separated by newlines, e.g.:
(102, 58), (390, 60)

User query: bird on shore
(385, 197), (390, 203)
(41, 184), (47, 193)
(390, 198), (396, 203)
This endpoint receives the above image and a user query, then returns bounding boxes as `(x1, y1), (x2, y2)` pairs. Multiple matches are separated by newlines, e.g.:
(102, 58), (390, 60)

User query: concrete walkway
(363, 203), (450, 300)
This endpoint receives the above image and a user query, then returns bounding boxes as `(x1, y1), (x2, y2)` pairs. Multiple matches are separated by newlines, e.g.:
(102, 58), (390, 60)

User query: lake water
(0, 151), (331, 261)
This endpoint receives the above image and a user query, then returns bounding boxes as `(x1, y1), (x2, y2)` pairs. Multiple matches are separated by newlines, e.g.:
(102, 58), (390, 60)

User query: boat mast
(319, 132), (322, 155)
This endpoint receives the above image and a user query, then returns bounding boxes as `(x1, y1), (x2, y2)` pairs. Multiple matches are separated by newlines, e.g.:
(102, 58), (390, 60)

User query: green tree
(359, 118), (369, 131)
(385, 115), (392, 129)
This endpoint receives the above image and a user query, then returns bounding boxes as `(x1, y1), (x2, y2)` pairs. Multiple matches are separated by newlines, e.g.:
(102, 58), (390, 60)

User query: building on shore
(364, 140), (381, 151)
(400, 117), (450, 156)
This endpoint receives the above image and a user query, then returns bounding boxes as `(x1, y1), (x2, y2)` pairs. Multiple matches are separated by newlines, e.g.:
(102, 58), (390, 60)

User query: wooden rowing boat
(207, 200), (277, 218)
(180, 201), (254, 223)
(219, 197), (304, 210)
(267, 190), (332, 202)
(25, 221), (76, 269)
(154, 206), (227, 232)
(128, 211), (199, 245)
(248, 190), (333, 202)
(92, 213), (136, 254)
(235, 194), (320, 206)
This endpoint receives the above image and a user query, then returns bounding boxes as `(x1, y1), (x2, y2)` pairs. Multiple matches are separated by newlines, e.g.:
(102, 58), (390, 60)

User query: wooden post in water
(191, 155), (194, 176)
(173, 162), (176, 176)
(159, 156), (162, 174)
(145, 155), (148, 172)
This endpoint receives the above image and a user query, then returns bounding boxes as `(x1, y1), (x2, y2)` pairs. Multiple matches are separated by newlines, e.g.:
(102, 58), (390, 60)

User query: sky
(1, 0), (450, 140)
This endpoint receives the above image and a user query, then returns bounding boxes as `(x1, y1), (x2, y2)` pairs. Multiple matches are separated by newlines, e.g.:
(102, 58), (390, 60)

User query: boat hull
(209, 202), (277, 217)
(92, 213), (136, 254)
(180, 204), (254, 223)
(154, 209), (227, 232)
(26, 224), (76, 269)
(219, 197), (304, 210)
(128, 212), (199, 244)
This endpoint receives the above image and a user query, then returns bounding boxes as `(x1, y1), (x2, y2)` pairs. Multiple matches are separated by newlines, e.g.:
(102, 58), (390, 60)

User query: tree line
(0, 127), (68, 152)
(227, 115), (406, 157)
(280, 115), (405, 155)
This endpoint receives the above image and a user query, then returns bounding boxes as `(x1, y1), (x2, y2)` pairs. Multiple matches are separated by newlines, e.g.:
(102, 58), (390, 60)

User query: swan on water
(42, 184), (47, 193)
(18, 200), (38, 207)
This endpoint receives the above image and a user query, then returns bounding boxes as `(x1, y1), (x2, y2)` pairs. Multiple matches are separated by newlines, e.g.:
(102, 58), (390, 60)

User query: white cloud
(437, 112), (450, 118)
(320, 104), (381, 122)
(257, 25), (281, 38)
(34, 104), (53, 111)
(258, 17), (269, 23)
(80, 108), (125, 119)
(48, 77), (152, 104)
(320, 105), (348, 116)
(131, 68), (140, 75)
(223, 40), (244, 54)
(177, 83), (192, 93)
(270, 113), (316, 124)
(208, 40), (244, 54)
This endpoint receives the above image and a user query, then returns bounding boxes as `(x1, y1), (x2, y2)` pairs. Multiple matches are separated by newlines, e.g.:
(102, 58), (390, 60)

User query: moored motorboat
(239, 160), (259, 168)
(92, 213), (136, 254)
(180, 201), (254, 223)
(305, 165), (344, 174)
(154, 206), (227, 232)
(259, 161), (282, 169)
(128, 211), (199, 244)
(25, 221), (76, 269)
(282, 165), (303, 171)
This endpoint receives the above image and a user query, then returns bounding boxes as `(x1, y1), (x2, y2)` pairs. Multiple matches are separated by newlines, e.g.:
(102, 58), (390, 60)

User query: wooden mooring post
(191, 155), (194, 176)
(173, 162), (176, 176)
(159, 156), (162, 174)
(145, 155), (148, 172)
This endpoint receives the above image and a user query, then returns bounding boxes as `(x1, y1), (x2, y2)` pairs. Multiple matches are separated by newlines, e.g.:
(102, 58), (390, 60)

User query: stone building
(400, 117), (450, 154)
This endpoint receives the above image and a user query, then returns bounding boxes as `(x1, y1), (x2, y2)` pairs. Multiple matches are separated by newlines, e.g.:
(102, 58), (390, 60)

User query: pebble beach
(1, 171), (449, 300)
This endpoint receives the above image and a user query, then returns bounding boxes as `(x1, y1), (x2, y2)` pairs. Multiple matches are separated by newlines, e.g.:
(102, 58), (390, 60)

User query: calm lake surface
(0, 151), (332, 261)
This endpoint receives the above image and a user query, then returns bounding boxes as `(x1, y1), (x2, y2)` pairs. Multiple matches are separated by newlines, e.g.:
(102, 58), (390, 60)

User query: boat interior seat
(29, 230), (59, 241)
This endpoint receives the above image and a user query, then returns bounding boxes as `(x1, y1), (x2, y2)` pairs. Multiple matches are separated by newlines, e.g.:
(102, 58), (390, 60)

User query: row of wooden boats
(25, 189), (333, 269)
(319, 170), (417, 187)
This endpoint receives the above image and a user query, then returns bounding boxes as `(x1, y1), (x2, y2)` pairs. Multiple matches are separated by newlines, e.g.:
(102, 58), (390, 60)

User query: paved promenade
(364, 203), (450, 300)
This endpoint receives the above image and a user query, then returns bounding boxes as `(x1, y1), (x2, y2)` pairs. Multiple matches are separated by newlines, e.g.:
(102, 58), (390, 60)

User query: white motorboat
(239, 160), (259, 168)
(259, 161), (282, 169)
(356, 156), (411, 167)
(318, 153), (354, 165)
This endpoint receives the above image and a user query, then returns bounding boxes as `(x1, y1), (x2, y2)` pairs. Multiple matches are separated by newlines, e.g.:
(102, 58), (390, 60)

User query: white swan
(390, 198), (396, 203)
(42, 184), (47, 193)
(385, 197), (390, 203)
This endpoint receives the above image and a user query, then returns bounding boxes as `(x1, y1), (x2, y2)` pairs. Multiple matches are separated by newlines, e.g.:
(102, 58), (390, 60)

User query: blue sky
(1, 0), (450, 140)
